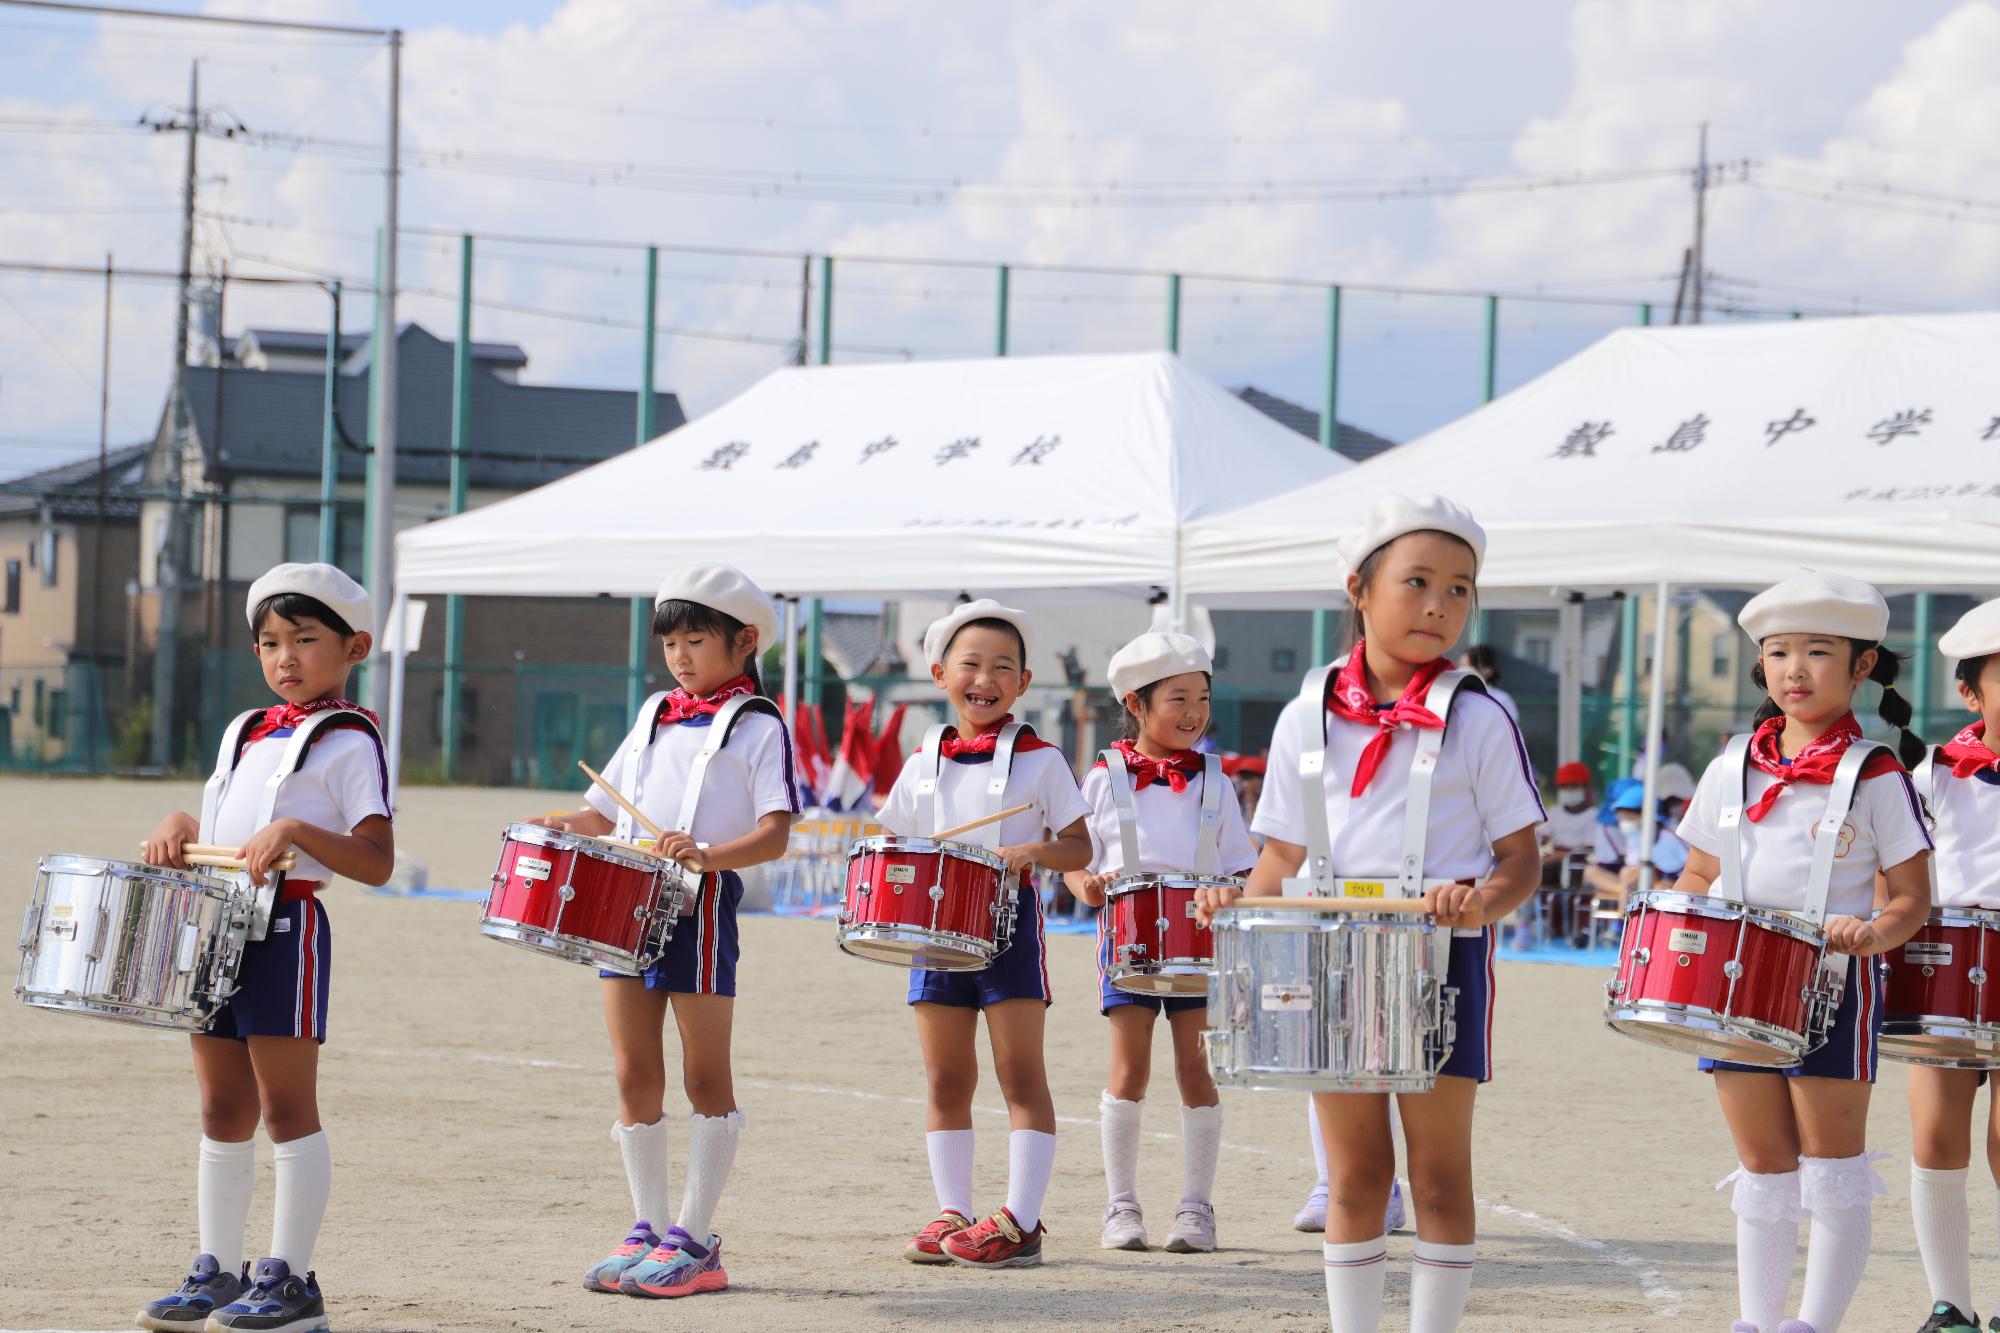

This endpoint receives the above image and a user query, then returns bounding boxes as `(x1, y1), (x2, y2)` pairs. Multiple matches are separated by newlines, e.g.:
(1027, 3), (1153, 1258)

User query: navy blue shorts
(1438, 925), (1497, 1083)
(1700, 954), (1882, 1082)
(907, 880), (1050, 1009)
(1095, 910), (1205, 1016)
(601, 871), (743, 997)
(205, 897), (331, 1043)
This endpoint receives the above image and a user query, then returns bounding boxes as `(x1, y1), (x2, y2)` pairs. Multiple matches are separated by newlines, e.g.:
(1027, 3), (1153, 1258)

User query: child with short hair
(138, 561), (395, 1333)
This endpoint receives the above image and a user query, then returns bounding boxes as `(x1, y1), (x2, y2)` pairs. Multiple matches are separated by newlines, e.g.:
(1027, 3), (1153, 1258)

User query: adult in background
(1461, 644), (1518, 723)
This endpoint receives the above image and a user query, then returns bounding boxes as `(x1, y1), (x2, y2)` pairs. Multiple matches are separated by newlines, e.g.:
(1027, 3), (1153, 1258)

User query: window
(1711, 636), (1731, 679)
(1642, 634), (1655, 674)
(38, 528), (56, 587)
(284, 506), (365, 571)
(32, 678), (44, 728)
(1271, 647), (1297, 674)
(3, 559), (18, 614)
(1521, 636), (1551, 668)
(46, 689), (63, 738)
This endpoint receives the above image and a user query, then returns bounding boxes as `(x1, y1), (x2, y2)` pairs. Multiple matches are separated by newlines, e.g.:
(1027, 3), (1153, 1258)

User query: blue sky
(3, 0), (1995, 477)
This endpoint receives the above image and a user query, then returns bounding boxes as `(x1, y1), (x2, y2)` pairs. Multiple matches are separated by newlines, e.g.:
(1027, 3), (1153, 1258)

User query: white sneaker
(1385, 1177), (1407, 1233)
(1292, 1184), (1328, 1232)
(1100, 1199), (1148, 1250)
(1163, 1200), (1216, 1253)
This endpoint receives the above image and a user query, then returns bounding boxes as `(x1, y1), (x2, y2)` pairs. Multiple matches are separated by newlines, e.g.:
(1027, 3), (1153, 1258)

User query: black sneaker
(206, 1257), (328, 1332)
(1918, 1301), (1980, 1332)
(136, 1253), (245, 1329)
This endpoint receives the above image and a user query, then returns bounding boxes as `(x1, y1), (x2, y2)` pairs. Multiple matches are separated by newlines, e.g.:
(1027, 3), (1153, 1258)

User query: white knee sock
(1409, 1239), (1476, 1332)
(1005, 1129), (1058, 1231)
(197, 1136), (256, 1275)
(1797, 1153), (1887, 1333)
(269, 1131), (331, 1273)
(1322, 1237), (1386, 1332)
(675, 1110), (742, 1243)
(1723, 1165), (1801, 1333)
(1911, 1164), (1973, 1314)
(1180, 1102), (1222, 1206)
(1099, 1092), (1142, 1204)
(612, 1117), (672, 1229)
(925, 1128), (974, 1219)
(1309, 1097), (1329, 1189)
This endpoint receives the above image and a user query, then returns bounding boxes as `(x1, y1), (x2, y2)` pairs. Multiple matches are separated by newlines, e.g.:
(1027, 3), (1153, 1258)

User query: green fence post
(1481, 293), (1499, 403)
(1913, 592), (1935, 738)
(1312, 284), (1343, 660)
(1165, 273), (1181, 353)
(441, 235), (473, 780)
(629, 245), (660, 720)
(319, 280), (341, 565)
(995, 264), (1009, 356)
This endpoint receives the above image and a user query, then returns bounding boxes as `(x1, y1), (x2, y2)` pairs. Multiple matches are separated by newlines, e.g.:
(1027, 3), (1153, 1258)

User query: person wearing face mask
(1526, 762), (1600, 946)
(1583, 780), (1691, 922)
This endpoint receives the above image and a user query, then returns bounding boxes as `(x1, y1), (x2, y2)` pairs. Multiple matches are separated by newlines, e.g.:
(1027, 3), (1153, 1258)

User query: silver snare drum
(1205, 898), (1455, 1094)
(16, 855), (249, 1031)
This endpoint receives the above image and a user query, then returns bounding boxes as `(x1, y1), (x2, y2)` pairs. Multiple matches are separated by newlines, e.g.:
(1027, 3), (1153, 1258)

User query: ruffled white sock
(1180, 1102), (1222, 1206)
(675, 1110), (742, 1243)
(1797, 1153), (1887, 1332)
(269, 1131), (331, 1272)
(197, 1136), (256, 1275)
(1005, 1129), (1057, 1231)
(612, 1117), (672, 1228)
(1099, 1092), (1142, 1204)
(925, 1128), (974, 1219)
(1911, 1164), (1973, 1314)
(1322, 1237), (1386, 1332)
(1723, 1165), (1801, 1332)
(1410, 1239), (1476, 1331)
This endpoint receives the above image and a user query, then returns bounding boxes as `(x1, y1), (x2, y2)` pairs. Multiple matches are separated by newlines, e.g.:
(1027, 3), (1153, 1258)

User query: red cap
(1221, 753), (1267, 777)
(1554, 761), (1592, 787)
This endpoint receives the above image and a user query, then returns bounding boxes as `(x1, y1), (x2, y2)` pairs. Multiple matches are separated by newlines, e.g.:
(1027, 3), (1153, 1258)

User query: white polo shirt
(1252, 688), (1546, 883)
(1929, 769), (2000, 909)
(1543, 804), (1599, 851)
(1677, 751), (1931, 919)
(877, 746), (1091, 850)
(1079, 763), (1257, 879)
(210, 728), (391, 883)
(586, 709), (800, 844)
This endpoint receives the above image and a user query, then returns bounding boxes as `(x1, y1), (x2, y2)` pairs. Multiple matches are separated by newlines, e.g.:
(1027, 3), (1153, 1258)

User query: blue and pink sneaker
(136, 1253), (245, 1330)
(620, 1226), (727, 1298)
(584, 1220), (662, 1293)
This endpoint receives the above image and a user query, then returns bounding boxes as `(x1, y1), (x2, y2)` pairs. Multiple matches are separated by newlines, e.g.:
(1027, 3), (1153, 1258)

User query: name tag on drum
(1343, 881), (1385, 898)
(516, 856), (553, 883)
(1261, 983), (1313, 1012)
(44, 919), (76, 941)
(885, 864), (917, 884)
(1906, 941), (1953, 966)
(1668, 928), (1707, 955)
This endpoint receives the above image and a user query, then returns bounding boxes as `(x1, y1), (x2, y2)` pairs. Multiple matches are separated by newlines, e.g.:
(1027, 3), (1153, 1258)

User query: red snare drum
(838, 835), (1014, 971)
(1604, 888), (1840, 1067)
(1104, 873), (1239, 996)
(483, 823), (696, 975)
(1881, 907), (2000, 1068)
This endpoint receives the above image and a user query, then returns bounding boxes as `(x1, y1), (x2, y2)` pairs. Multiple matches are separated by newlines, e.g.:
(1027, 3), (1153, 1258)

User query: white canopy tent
(1184, 311), (2000, 875)
(388, 350), (1351, 782)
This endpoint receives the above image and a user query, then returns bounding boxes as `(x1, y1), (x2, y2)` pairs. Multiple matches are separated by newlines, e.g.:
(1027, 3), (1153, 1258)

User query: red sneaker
(904, 1210), (972, 1264)
(941, 1208), (1045, 1268)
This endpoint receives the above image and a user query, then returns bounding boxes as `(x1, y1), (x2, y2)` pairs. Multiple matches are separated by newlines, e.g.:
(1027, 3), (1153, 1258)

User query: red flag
(826, 695), (877, 810)
(791, 698), (830, 800)
(871, 702), (909, 797)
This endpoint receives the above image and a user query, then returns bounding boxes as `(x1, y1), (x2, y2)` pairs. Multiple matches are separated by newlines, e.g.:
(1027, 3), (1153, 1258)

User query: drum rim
(1604, 998), (1810, 1060)
(1211, 903), (1436, 930)
(849, 834), (1009, 874)
(1626, 888), (1825, 943)
(1106, 872), (1243, 899)
(37, 853), (229, 891)
(1923, 906), (2000, 928)
(479, 915), (657, 972)
(500, 822), (674, 874)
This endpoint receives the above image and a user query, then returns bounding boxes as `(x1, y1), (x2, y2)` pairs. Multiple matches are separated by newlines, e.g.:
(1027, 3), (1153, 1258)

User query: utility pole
(363, 28), (402, 718)
(1690, 121), (1709, 325)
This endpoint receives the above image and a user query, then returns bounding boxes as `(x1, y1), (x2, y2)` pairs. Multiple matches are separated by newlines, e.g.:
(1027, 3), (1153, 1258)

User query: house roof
(1235, 386), (1398, 463)
(173, 322), (685, 489)
(0, 443), (150, 520)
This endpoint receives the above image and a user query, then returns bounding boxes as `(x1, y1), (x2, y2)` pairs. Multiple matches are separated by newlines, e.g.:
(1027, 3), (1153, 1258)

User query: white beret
(1738, 572), (1888, 644)
(1939, 597), (2000, 661)
(1107, 631), (1212, 700)
(924, 598), (1035, 668)
(245, 562), (373, 636)
(654, 563), (777, 648)
(1654, 762), (1696, 803)
(1336, 493), (1486, 579)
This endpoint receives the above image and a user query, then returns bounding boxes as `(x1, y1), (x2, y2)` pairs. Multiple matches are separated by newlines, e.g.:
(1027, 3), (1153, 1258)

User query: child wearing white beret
(530, 562), (800, 1302)
(137, 561), (395, 1333)
(1668, 571), (1932, 1333)
(1062, 631), (1255, 1255)
(1901, 596), (2000, 1333)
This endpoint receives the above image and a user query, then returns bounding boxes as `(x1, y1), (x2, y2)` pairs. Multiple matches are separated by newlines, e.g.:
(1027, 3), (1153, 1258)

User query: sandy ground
(0, 775), (1956, 1332)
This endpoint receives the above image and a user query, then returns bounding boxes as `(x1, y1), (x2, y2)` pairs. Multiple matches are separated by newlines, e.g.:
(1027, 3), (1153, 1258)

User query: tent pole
(1312, 283), (1342, 661)
(1637, 582), (1671, 892)
(387, 588), (409, 804)
(1168, 528), (1186, 633)
(805, 600), (823, 710)
(1557, 592), (1582, 764)
(781, 597), (799, 722)
(1617, 594), (1639, 775)
(1913, 591), (1934, 738)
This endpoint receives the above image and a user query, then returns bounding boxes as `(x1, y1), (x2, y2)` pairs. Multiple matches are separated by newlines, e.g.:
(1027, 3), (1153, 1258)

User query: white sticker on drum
(885, 864), (918, 885)
(1906, 941), (1953, 966)
(1261, 983), (1313, 1012)
(1668, 928), (1707, 955)
(44, 919), (76, 942)
(516, 856), (554, 883)
(1185, 900), (1201, 919)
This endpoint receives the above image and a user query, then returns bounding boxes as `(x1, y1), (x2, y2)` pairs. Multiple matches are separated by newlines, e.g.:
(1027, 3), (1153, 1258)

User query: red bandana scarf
(939, 714), (1057, 760)
(1092, 738), (1204, 793)
(1941, 720), (2000, 779)
(1324, 642), (1453, 797)
(654, 675), (756, 730)
(1743, 711), (1901, 822)
(244, 696), (378, 747)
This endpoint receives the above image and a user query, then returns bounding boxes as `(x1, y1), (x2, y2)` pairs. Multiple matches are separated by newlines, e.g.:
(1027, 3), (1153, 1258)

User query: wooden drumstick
(576, 759), (669, 843)
(1228, 895), (1433, 913)
(931, 803), (1034, 843)
(141, 844), (298, 872)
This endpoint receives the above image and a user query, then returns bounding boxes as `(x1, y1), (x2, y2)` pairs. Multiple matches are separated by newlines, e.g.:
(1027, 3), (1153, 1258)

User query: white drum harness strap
(913, 719), (1035, 850)
(609, 690), (786, 844)
(1712, 731), (1887, 927)
(1100, 747), (1226, 876)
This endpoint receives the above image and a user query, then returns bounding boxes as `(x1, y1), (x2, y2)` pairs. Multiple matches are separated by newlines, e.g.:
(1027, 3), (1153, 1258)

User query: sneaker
(1774, 1323), (1819, 1333)
(137, 1254), (245, 1330)
(1385, 1177), (1407, 1233)
(204, 1258), (327, 1333)
(1730, 1324), (1758, 1332)
(904, 1210), (973, 1264)
(1918, 1303), (1982, 1332)
(1100, 1199), (1147, 1251)
(583, 1220), (662, 1292)
(1292, 1184), (1328, 1232)
(941, 1208), (1046, 1269)
(621, 1227), (727, 1299)
(1163, 1200), (1216, 1253)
